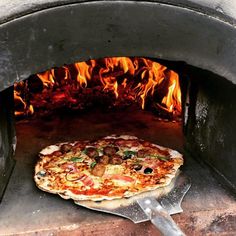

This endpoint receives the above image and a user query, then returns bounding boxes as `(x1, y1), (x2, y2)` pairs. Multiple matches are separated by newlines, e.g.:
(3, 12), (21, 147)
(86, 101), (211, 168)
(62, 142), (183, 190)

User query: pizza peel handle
(137, 173), (191, 236)
(137, 197), (185, 236)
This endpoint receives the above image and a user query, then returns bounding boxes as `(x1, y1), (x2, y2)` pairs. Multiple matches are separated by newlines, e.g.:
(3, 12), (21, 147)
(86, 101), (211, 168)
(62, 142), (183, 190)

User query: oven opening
(14, 56), (184, 153)
(1, 56), (235, 235)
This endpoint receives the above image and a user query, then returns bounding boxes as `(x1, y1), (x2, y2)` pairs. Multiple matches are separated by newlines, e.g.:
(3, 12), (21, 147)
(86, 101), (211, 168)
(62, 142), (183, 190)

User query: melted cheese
(105, 165), (124, 175)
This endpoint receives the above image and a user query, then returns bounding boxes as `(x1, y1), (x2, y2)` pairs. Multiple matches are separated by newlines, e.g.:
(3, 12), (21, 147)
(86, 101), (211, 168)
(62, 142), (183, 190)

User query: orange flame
(74, 61), (93, 87)
(161, 71), (181, 113)
(37, 70), (55, 87)
(14, 57), (182, 119)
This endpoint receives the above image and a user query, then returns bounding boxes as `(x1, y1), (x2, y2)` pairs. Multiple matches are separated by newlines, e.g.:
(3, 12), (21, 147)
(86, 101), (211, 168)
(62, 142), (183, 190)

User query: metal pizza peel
(75, 172), (191, 236)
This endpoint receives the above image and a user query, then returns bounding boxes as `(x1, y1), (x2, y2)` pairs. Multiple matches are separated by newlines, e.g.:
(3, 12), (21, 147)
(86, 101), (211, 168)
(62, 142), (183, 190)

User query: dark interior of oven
(0, 1), (236, 235)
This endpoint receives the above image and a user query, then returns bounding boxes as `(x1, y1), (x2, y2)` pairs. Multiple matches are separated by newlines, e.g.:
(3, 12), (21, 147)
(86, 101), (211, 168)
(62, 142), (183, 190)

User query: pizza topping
(103, 146), (118, 156)
(137, 149), (147, 158)
(66, 172), (84, 182)
(109, 154), (123, 165)
(123, 150), (137, 160)
(50, 151), (63, 157)
(79, 174), (94, 187)
(144, 167), (153, 174)
(108, 174), (134, 182)
(40, 145), (60, 155)
(133, 163), (142, 171)
(154, 146), (170, 156)
(84, 147), (99, 158)
(72, 141), (88, 151)
(90, 161), (97, 169)
(60, 144), (73, 153)
(91, 163), (106, 177)
(37, 170), (46, 177)
(150, 155), (170, 161)
(61, 163), (77, 172)
(95, 155), (110, 165)
(70, 157), (84, 162)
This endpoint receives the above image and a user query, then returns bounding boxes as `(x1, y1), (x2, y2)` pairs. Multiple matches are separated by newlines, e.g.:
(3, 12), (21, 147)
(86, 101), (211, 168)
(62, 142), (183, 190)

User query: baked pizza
(34, 135), (183, 201)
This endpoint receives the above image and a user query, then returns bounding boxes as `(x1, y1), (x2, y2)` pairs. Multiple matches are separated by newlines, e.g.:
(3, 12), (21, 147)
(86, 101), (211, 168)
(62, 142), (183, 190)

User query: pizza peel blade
(74, 172), (191, 224)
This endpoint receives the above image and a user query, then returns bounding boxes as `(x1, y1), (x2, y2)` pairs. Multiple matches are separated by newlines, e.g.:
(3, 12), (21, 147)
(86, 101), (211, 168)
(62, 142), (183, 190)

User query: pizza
(34, 135), (183, 201)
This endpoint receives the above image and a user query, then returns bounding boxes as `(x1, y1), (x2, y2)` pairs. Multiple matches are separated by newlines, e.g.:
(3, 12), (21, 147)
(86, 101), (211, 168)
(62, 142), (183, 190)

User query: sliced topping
(133, 164), (142, 171)
(149, 155), (170, 161)
(37, 170), (46, 177)
(61, 163), (77, 172)
(115, 139), (139, 147)
(60, 144), (73, 153)
(84, 147), (99, 158)
(109, 154), (123, 165)
(90, 161), (97, 169)
(91, 163), (106, 177)
(40, 145), (60, 155)
(123, 150), (137, 160)
(154, 146), (170, 156)
(96, 155), (110, 165)
(66, 173), (83, 182)
(72, 141), (88, 152)
(141, 141), (152, 147)
(103, 146), (119, 156)
(144, 167), (153, 174)
(137, 148), (170, 161)
(137, 149), (147, 158)
(50, 151), (63, 157)
(79, 174), (94, 187)
(70, 157), (84, 162)
(107, 174), (134, 182)
(66, 174), (95, 187)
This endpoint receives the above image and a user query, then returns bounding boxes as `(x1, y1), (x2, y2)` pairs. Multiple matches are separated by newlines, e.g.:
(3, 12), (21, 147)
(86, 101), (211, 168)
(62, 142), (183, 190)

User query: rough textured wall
(0, 0), (236, 24)
(0, 88), (15, 201)
(184, 68), (236, 191)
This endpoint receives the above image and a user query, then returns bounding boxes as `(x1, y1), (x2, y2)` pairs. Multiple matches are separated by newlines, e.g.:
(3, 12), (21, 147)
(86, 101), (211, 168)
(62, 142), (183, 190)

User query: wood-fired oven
(0, 0), (235, 235)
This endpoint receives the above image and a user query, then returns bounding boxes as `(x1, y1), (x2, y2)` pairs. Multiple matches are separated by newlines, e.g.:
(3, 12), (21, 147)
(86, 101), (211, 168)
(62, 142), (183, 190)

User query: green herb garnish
(90, 161), (97, 168)
(148, 155), (169, 161)
(82, 149), (88, 154)
(123, 150), (137, 156)
(70, 157), (84, 162)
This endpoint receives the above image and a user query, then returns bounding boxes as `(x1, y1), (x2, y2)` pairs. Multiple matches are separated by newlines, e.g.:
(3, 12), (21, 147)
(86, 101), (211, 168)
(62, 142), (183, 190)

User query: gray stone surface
(184, 67), (236, 191)
(0, 0), (236, 24)
(1, 1), (236, 92)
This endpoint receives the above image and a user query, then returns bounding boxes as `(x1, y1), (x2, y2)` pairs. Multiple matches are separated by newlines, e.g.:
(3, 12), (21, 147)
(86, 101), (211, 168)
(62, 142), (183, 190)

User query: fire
(161, 71), (181, 113)
(14, 57), (182, 119)
(37, 70), (55, 87)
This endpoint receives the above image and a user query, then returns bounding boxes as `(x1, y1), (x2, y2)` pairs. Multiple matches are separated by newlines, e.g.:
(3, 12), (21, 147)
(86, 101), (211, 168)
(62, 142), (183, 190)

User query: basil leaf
(90, 161), (97, 168)
(70, 157), (83, 162)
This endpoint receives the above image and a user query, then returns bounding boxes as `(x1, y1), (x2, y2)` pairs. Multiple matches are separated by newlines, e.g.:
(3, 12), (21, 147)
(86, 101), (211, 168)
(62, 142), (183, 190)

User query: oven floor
(0, 108), (235, 235)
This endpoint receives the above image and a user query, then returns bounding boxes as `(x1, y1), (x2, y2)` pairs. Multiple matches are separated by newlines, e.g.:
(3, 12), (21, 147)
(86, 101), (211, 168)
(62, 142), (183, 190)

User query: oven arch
(0, 1), (236, 91)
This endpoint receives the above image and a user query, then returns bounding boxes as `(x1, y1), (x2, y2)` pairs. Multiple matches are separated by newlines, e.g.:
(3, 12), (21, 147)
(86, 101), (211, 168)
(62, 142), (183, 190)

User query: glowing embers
(14, 57), (182, 119)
